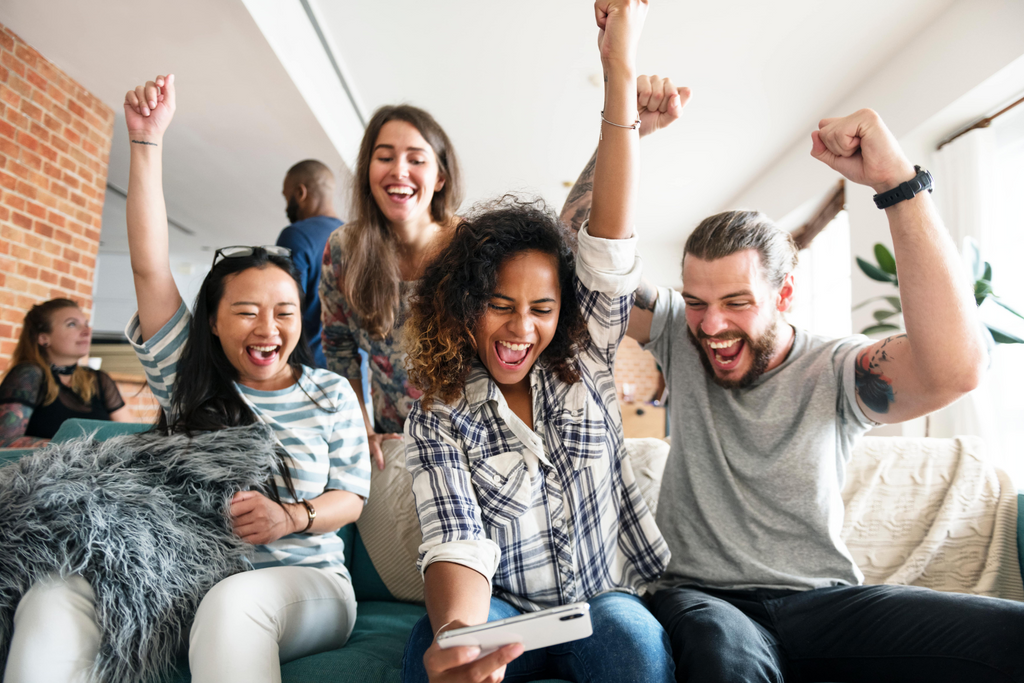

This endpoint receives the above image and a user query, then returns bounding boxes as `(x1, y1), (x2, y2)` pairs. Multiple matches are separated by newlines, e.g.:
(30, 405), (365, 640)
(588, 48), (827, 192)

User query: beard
(286, 196), (301, 224)
(686, 317), (779, 390)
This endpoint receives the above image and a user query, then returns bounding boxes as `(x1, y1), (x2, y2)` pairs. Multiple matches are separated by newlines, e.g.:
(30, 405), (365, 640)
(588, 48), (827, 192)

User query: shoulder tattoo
(854, 334), (906, 414)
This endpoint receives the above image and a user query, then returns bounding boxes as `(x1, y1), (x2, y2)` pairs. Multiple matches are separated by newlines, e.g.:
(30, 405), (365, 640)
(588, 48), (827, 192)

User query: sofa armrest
(1018, 493), (1023, 588)
(51, 418), (152, 443)
(0, 448), (35, 466)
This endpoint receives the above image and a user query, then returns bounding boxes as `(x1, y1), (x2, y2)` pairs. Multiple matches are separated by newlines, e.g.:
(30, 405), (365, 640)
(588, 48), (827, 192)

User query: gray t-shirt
(643, 286), (877, 591)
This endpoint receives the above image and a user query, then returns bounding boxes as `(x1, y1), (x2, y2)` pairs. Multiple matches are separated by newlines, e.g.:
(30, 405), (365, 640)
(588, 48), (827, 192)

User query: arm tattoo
(854, 334), (907, 414)
(0, 403), (46, 448)
(560, 149), (597, 234)
(634, 279), (658, 312)
(131, 139), (158, 146)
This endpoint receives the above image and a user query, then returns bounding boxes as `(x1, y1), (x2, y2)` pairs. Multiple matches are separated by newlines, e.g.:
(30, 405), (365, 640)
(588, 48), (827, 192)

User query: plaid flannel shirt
(405, 227), (670, 612)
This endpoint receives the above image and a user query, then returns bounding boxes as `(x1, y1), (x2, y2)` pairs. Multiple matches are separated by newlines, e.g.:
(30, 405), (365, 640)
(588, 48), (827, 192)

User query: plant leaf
(987, 324), (1024, 344)
(992, 296), (1024, 320)
(975, 280), (993, 305)
(873, 310), (898, 322)
(857, 257), (896, 283)
(983, 261), (992, 282)
(885, 296), (902, 312)
(861, 323), (902, 335)
(874, 243), (897, 275)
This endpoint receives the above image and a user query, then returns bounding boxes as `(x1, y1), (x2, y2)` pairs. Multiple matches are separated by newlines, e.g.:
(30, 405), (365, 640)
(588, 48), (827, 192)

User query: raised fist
(595, 0), (649, 68)
(124, 74), (176, 140)
(810, 109), (915, 194)
(638, 74), (691, 138)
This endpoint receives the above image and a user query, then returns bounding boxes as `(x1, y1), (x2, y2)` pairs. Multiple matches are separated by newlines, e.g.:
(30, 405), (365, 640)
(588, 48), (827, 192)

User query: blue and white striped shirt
(405, 226), (670, 612)
(125, 303), (371, 576)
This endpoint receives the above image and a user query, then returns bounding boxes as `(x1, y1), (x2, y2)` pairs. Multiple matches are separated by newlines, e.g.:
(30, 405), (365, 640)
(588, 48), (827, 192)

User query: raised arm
(587, 0), (649, 242)
(811, 109), (987, 423)
(124, 74), (183, 342)
(561, 75), (691, 234)
(562, 73), (690, 344)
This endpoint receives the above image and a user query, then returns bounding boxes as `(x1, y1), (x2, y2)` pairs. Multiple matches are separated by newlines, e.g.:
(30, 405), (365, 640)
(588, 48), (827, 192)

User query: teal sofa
(3, 420), (1023, 683)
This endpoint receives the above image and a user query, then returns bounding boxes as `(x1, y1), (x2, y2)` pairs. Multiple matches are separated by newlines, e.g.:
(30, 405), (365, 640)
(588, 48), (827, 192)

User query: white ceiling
(315, 0), (957, 285)
(2, 0), (959, 285)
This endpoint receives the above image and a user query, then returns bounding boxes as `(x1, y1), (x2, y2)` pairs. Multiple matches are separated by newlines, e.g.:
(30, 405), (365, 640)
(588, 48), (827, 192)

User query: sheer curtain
(927, 127), (999, 443)
(929, 118), (1024, 484)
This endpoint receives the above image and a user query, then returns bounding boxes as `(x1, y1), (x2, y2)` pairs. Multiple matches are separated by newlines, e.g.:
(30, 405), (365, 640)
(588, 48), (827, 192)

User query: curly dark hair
(405, 196), (591, 408)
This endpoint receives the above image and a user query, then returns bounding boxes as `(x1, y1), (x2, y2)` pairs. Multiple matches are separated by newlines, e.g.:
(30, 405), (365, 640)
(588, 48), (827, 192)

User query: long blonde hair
(9, 298), (96, 405)
(340, 105), (462, 338)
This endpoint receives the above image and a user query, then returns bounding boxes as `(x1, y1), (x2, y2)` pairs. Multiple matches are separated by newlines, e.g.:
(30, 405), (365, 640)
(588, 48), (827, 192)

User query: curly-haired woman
(400, 2), (672, 682)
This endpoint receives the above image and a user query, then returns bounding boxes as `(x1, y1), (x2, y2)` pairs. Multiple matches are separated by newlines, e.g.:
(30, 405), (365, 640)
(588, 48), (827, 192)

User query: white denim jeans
(4, 566), (357, 683)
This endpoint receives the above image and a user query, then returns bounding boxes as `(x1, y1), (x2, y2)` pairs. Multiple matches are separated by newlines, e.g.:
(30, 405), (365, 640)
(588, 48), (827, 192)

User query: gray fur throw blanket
(0, 423), (280, 683)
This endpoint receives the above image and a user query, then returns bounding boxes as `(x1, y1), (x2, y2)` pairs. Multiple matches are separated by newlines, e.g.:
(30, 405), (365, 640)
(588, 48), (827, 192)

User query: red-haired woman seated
(0, 299), (131, 448)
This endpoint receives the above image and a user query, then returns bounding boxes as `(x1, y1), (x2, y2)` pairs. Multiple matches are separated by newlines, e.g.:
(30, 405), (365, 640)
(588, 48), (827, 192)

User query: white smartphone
(436, 602), (592, 659)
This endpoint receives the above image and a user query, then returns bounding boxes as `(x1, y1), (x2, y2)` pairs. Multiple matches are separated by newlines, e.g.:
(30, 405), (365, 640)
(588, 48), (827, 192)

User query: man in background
(276, 159), (342, 368)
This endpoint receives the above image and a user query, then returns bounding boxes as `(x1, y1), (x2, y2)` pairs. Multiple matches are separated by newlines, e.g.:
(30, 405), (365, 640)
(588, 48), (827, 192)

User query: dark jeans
(648, 584), (1024, 683)
(403, 592), (674, 683)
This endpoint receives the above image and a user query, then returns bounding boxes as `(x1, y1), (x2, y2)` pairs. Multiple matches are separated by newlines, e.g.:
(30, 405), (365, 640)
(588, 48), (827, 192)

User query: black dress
(0, 363), (126, 439)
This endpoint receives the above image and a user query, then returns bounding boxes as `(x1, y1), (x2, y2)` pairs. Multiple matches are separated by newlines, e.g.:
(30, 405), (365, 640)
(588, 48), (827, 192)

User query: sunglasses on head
(211, 245), (292, 267)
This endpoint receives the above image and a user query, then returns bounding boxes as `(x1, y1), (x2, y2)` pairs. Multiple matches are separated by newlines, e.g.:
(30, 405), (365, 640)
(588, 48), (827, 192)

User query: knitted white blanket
(842, 436), (1023, 601)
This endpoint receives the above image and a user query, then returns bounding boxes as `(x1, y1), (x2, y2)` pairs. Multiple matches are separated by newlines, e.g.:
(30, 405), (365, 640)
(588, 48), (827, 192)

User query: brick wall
(613, 336), (664, 404)
(111, 375), (162, 424)
(0, 22), (114, 373)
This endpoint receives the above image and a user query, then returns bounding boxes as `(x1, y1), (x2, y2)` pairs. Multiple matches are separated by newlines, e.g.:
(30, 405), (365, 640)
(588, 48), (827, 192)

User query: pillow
(356, 437), (671, 604)
(356, 438), (425, 602)
(624, 437), (670, 516)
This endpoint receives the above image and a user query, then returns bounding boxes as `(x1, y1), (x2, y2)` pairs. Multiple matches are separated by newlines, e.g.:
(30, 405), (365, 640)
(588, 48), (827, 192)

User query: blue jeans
(402, 592), (674, 683)
(649, 584), (1024, 683)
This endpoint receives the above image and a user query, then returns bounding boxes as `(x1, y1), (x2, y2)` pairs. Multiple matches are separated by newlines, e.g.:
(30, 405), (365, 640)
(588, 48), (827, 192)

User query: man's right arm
(626, 278), (660, 344)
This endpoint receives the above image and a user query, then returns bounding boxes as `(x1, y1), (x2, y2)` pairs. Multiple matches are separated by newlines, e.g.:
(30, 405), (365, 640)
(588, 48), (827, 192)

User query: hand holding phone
(436, 602), (593, 659)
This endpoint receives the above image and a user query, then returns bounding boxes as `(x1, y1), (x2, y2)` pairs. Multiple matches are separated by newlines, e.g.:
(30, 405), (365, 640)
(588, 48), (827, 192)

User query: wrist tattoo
(131, 139), (158, 147)
(854, 334), (906, 413)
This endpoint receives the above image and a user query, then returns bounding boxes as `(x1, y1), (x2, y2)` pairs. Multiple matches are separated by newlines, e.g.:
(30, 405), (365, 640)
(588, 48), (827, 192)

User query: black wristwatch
(872, 165), (933, 209)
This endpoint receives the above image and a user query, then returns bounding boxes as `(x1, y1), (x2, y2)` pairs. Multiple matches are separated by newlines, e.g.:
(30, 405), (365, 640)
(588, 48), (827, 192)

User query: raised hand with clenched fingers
(638, 74), (692, 138)
(810, 108), (916, 193)
(124, 74), (176, 144)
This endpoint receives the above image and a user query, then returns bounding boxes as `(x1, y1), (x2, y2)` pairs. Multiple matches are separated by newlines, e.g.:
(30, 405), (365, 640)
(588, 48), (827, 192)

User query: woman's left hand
(229, 491), (301, 545)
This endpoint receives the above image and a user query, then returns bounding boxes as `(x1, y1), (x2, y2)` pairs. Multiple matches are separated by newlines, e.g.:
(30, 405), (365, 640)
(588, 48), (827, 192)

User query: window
(987, 104), (1024, 486)
(788, 210), (853, 339)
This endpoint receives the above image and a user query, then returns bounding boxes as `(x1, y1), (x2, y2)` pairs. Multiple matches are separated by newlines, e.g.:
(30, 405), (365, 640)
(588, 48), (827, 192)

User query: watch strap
(873, 165), (933, 209)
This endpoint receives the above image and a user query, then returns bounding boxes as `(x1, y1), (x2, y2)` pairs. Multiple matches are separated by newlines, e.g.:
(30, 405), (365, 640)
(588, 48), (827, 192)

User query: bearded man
(563, 103), (1024, 682)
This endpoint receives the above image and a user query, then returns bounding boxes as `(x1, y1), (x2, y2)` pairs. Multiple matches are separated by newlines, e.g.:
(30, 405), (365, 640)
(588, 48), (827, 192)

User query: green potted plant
(854, 239), (1023, 343)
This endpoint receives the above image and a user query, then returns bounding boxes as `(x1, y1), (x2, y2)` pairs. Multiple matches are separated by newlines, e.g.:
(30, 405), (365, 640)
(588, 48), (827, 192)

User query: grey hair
(683, 210), (798, 289)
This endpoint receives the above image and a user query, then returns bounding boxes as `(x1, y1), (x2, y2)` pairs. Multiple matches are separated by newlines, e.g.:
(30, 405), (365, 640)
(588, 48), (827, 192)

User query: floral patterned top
(319, 228), (422, 435)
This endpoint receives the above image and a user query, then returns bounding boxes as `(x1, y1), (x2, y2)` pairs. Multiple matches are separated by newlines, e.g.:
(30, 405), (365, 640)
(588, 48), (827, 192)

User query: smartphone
(436, 602), (592, 659)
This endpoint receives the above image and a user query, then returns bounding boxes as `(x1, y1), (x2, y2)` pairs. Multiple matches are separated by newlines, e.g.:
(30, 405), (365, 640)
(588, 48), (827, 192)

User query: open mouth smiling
(246, 344), (281, 366)
(384, 185), (415, 201)
(494, 340), (533, 369)
(707, 337), (744, 369)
